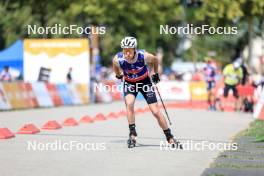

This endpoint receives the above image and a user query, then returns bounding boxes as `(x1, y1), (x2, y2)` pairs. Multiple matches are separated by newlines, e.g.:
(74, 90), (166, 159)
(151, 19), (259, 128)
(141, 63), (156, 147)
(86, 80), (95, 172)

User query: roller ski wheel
(168, 138), (183, 149)
(127, 136), (136, 148)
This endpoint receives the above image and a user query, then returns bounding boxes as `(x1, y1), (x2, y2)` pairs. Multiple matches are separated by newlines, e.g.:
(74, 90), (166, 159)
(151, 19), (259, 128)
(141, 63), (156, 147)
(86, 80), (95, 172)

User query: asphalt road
(0, 101), (253, 176)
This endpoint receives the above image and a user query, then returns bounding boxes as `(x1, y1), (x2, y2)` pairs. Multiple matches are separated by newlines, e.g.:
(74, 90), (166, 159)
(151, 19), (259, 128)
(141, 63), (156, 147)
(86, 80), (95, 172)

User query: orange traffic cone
(93, 113), (106, 121)
(18, 124), (40, 134)
(79, 116), (94, 123)
(42, 120), (62, 130)
(63, 118), (78, 126)
(0, 128), (15, 139)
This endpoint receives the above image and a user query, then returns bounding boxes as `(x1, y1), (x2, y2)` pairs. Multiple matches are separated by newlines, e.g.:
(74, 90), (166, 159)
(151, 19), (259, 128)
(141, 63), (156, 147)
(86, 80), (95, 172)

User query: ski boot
(127, 124), (137, 148)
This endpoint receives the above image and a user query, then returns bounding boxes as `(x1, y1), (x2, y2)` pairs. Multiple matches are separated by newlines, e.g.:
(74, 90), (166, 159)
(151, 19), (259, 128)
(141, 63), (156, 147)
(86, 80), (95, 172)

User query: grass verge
(235, 120), (264, 142)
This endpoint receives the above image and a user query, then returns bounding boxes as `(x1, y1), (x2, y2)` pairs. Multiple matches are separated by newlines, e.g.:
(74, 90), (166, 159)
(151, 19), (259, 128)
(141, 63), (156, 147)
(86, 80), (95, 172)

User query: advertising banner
(157, 81), (191, 101)
(56, 84), (72, 105)
(31, 82), (53, 107)
(0, 83), (11, 110)
(189, 81), (208, 101)
(24, 39), (90, 84)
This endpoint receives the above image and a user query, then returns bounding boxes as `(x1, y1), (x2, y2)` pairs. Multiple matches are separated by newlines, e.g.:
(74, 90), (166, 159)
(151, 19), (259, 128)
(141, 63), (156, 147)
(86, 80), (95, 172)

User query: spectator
(236, 58), (249, 85)
(0, 66), (12, 82)
(66, 67), (73, 83)
(221, 60), (243, 111)
(203, 57), (217, 110)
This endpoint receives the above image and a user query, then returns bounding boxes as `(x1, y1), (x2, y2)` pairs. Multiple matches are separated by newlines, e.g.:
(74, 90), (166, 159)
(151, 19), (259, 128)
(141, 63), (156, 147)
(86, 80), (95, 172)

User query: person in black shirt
(66, 67), (73, 83)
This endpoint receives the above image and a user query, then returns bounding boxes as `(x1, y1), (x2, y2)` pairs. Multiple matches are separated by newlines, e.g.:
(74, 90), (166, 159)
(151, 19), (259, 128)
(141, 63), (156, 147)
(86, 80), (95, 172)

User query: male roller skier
(112, 36), (181, 148)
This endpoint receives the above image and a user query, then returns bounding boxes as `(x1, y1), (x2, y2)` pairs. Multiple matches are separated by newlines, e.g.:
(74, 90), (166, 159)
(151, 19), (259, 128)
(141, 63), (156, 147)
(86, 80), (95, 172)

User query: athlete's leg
(148, 102), (177, 143)
(123, 81), (139, 145)
(220, 84), (231, 111)
(208, 89), (213, 108)
(208, 81), (216, 110)
(207, 81), (212, 107)
(125, 94), (137, 125)
(148, 102), (169, 130)
(139, 78), (169, 130)
(223, 84), (230, 98)
(232, 85), (240, 111)
(124, 93), (138, 147)
(140, 78), (176, 143)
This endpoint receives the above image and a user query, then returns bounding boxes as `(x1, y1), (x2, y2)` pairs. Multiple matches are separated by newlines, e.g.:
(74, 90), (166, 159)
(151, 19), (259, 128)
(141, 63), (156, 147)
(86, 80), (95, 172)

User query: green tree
(195, 0), (264, 68)
(0, 0), (184, 66)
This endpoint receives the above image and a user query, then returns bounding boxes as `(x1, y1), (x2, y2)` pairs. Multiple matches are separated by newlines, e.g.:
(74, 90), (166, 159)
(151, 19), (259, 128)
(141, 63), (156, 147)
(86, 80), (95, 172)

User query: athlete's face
(123, 48), (135, 60)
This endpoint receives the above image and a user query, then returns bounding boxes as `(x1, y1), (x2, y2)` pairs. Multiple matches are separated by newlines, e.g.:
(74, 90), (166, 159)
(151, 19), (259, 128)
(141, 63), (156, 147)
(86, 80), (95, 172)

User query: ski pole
(154, 84), (172, 125)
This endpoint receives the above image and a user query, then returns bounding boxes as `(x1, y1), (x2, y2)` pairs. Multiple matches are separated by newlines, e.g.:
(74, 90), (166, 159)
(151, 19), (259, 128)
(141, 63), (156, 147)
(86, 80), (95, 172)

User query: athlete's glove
(116, 74), (123, 80)
(151, 73), (160, 84)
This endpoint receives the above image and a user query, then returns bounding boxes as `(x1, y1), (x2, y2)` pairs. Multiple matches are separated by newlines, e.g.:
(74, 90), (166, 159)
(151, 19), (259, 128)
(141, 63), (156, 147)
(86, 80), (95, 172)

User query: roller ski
(168, 137), (183, 149)
(164, 129), (183, 149)
(127, 135), (137, 148)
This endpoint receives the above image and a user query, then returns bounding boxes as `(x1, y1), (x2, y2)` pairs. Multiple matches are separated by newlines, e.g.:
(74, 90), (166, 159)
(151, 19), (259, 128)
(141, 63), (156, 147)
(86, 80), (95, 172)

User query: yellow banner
(75, 84), (89, 104)
(24, 39), (89, 57)
(189, 82), (208, 101)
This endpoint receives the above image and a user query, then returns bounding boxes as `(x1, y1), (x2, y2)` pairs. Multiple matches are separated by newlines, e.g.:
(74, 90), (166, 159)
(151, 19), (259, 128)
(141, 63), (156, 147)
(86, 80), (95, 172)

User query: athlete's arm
(144, 52), (158, 74)
(145, 51), (160, 84)
(112, 55), (123, 78)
